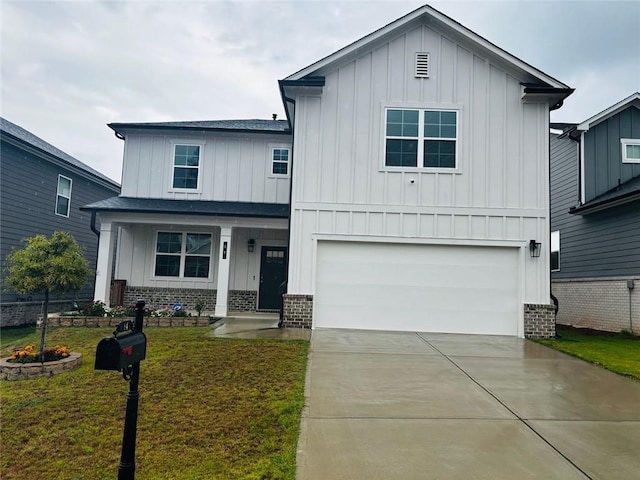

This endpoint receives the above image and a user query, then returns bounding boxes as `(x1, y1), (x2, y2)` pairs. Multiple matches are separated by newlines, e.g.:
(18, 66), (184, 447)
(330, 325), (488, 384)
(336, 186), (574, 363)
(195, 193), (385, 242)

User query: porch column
(94, 221), (115, 307)
(214, 226), (232, 317)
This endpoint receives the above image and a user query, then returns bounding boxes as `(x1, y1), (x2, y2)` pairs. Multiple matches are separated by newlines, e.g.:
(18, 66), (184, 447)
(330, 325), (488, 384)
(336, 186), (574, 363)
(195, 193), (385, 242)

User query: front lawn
(535, 326), (640, 380)
(1, 326), (309, 479)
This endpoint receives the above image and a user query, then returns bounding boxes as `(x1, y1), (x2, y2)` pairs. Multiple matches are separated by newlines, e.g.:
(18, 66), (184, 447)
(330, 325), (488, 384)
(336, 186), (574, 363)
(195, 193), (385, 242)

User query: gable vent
(415, 52), (430, 78)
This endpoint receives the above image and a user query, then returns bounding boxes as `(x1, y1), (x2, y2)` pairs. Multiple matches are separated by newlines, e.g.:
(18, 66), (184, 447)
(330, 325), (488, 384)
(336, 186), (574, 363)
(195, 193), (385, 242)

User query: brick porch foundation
(282, 294), (313, 329)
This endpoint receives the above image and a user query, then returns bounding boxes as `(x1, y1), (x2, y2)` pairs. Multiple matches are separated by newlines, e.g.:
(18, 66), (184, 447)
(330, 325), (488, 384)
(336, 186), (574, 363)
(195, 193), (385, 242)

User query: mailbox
(95, 332), (147, 371)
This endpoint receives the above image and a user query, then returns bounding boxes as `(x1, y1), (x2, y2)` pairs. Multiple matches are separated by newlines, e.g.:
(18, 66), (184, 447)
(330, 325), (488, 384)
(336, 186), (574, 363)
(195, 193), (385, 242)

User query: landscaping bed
(1, 326), (309, 479)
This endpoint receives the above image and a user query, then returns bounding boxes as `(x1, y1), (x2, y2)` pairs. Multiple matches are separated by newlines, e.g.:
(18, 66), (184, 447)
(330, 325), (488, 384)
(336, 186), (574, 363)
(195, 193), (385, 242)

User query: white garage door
(314, 241), (520, 336)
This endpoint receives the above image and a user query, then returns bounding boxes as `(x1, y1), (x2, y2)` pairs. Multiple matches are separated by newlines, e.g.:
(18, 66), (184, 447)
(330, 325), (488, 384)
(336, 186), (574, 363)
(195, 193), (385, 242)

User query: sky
(1, 0), (639, 183)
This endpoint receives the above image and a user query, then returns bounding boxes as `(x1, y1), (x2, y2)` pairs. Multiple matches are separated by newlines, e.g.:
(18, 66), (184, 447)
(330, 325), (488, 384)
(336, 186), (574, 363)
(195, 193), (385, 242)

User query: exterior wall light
(529, 240), (541, 258)
(247, 239), (256, 253)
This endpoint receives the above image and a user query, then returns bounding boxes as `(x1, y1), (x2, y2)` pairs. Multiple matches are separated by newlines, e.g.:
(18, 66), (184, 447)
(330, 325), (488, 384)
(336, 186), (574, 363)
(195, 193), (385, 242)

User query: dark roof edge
(569, 190), (640, 215)
(522, 84), (575, 96)
(1, 131), (120, 190)
(80, 199), (289, 219)
(108, 124), (292, 137)
(279, 77), (326, 88)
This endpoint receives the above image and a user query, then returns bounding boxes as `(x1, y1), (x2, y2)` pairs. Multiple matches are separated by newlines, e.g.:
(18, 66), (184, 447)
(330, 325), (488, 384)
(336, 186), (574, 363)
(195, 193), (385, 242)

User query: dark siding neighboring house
(550, 93), (640, 333)
(1, 117), (120, 326)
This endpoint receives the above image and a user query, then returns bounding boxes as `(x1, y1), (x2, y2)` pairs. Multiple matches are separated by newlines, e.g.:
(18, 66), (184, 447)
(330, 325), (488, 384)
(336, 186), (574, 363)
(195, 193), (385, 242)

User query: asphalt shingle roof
(0, 117), (119, 188)
(109, 119), (291, 136)
(571, 174), (640, 214)
(81, 196), (289, 219)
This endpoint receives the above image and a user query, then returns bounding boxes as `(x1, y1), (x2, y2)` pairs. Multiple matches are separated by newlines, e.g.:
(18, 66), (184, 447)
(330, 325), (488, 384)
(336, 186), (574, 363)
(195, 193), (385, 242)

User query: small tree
(4, 231), (91, 362)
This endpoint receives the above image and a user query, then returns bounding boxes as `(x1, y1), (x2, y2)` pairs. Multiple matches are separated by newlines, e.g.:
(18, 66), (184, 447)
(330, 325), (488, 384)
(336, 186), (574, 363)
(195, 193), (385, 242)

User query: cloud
(1, 0), (638, 182)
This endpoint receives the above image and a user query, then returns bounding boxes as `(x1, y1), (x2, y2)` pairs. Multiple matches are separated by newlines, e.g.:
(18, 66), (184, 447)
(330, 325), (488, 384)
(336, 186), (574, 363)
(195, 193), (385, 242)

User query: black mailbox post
(95, 300), (146, 480)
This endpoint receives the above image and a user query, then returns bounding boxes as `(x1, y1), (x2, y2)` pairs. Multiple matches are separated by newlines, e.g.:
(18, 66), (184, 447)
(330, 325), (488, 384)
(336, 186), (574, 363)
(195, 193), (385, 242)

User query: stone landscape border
(1, 353), (83, 381)
(48, 316), (213, 327)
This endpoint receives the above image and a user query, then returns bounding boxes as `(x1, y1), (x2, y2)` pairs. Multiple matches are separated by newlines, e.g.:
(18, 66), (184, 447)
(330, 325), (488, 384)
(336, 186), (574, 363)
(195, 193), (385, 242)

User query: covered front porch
(82, 197), (289, 317)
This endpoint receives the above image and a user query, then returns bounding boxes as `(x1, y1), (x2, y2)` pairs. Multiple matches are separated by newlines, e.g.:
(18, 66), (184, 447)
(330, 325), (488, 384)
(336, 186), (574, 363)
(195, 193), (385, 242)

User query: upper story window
(55, 175), (72, 217)
(551, 230), (560, 272)
(621, 138), (640, 163)
(172, 144), (201, 190)
(270, 146), (290, 176)
(385, 108), (457, 169)
(155, 232), (212, 278)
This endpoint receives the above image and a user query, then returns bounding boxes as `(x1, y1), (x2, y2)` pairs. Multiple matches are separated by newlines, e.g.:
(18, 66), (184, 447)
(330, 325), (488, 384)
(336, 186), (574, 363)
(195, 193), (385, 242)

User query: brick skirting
(282, 294), (313, 329)
(123, 287), (217, 312)
(524, 303), (556, 338)
(228, 290), (258, 312)
(1, 300), (80, 328)
(552, 278), (639, 333)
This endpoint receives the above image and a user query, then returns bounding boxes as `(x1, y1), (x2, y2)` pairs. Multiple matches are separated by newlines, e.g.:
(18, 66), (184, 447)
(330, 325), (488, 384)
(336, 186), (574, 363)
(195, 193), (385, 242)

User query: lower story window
(155, 232), (212, 278)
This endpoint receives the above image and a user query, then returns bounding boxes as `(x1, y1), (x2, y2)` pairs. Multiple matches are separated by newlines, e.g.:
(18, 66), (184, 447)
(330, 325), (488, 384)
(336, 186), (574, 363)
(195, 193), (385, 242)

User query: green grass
(535, 326), (640, 380)
(1, 326), (309, 479)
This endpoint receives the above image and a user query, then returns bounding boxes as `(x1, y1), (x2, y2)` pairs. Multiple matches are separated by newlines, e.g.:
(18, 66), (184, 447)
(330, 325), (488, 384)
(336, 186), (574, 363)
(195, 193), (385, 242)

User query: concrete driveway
(296, 329), (640, 480)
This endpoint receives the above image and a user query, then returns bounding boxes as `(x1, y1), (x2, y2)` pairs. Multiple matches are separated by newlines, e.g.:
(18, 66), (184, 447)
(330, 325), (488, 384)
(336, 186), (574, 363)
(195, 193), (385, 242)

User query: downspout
(90, 209), (100, 304)
(549, 101), (564, 334)
(279, 81), (296, 327)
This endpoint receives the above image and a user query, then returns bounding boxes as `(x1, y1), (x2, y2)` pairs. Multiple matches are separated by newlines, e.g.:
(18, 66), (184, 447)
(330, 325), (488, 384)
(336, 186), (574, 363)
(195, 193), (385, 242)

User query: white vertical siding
(120, 132), (291, 203)
(289, 23), (551, 305)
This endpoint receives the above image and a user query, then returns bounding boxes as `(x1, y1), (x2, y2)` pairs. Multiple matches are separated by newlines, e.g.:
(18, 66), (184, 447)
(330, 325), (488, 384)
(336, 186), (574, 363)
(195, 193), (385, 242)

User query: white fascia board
(285, 4), (569, 89)
(576, 92), (640, 132)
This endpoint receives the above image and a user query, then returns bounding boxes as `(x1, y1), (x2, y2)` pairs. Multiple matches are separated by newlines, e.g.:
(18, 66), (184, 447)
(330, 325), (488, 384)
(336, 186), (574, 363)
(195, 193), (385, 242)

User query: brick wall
(228, 290), (257, 312)
(124, 287), (217, 313)
(282, 294), (313, 329)
(524, 303), (556, 339)
(552, 277), (639, 333)
(1, 300), (79, 328)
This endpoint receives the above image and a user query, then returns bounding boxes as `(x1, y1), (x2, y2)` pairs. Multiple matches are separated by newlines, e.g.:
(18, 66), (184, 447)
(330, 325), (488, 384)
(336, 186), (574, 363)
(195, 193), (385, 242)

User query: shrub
(84, 300), (107, 317)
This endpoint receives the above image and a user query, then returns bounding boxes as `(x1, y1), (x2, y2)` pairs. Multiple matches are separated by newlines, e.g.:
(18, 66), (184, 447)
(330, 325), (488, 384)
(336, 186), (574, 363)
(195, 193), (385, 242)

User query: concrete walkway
(209, 314), (311, 340)
(297, 329), (640, 480)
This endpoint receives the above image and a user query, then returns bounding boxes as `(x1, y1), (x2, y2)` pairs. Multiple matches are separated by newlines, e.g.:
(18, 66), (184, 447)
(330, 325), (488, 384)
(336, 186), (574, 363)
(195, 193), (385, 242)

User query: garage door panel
(315, 242), (520, 336)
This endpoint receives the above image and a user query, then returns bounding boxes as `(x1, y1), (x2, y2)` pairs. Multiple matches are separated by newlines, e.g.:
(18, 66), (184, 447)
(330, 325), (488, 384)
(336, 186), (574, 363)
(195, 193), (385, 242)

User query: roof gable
(284, 4), (570, 89)
(577, 92), (640, 131)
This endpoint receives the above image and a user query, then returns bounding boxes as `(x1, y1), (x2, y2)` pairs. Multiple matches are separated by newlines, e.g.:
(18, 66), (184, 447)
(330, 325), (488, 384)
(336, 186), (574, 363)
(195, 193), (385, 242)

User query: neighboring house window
(172, 144), (200, 189)
(385, 108), (457, 168)
(271, 147), (290, 176)
(55, 175), (72, 217)
(155, 232), (212, 278)
(621, 138), (640, 163)
(551, 230), (560, 272)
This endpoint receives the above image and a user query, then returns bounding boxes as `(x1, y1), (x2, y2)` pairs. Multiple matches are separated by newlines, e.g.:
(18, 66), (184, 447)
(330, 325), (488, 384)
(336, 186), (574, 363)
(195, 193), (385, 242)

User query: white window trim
(55, 174), (72, 217)
(380, 105), (461, 173)
(268, 144), (291, 178)
(168, 140), (205, 193)
(551, 230), (560, 272)
(153, 230), (213, 280)
(621, 138), (640, 164)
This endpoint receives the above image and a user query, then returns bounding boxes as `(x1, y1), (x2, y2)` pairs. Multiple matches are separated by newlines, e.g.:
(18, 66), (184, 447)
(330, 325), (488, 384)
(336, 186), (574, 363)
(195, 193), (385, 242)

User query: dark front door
(259, 246), (287, 310)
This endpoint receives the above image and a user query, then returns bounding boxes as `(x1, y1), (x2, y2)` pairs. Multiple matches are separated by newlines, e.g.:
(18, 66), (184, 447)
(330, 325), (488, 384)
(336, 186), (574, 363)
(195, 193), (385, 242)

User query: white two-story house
(85, 5), (573, 337)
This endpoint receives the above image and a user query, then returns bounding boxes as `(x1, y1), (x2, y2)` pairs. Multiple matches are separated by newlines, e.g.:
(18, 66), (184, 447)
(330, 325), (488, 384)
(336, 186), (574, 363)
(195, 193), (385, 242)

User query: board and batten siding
(114, 223), (287, 292)
(583, 107), (640, 202)
(0, 141), (119, 302)
(551, 134), (640, 279)
(288, 23), (551, 303)
(120, 131), (291, 204)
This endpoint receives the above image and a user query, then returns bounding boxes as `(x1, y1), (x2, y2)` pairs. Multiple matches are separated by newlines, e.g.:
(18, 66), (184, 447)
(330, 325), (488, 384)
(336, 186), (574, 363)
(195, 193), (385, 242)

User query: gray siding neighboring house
(550, 93), (640, 333)
(1, 117), (121, 326)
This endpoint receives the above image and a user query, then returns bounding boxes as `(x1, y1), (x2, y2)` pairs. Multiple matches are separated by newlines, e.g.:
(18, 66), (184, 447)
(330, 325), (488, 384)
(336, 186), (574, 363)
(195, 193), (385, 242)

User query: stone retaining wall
(0, 353), (83, 381)
(48, 317), (212, 328)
